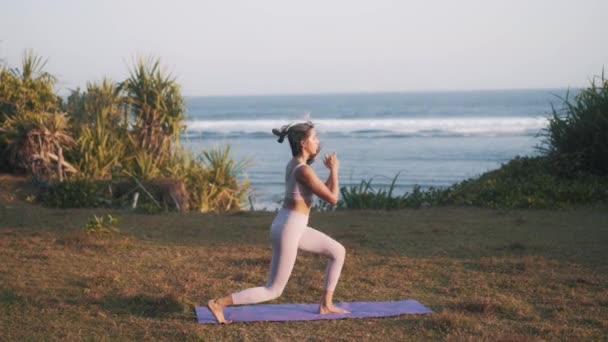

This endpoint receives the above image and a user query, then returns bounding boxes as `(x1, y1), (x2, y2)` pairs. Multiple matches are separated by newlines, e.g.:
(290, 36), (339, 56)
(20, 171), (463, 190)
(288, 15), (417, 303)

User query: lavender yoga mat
(196, 299), (432, 324)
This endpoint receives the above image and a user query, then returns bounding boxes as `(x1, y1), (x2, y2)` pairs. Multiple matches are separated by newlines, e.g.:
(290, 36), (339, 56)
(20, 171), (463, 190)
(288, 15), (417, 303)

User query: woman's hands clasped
(323, 152), (340, 172)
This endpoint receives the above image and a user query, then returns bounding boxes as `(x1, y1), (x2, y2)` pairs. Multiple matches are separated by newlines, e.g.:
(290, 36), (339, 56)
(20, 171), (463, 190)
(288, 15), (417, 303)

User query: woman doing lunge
(207, 121), (350, 324)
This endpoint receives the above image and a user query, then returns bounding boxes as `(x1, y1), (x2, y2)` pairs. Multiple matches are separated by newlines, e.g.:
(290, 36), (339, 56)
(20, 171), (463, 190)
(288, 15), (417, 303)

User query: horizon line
(182, 86), (578, 98)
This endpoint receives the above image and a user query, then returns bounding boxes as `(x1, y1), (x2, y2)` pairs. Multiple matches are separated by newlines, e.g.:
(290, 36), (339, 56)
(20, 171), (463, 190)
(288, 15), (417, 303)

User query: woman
(207, 121), (350, 324)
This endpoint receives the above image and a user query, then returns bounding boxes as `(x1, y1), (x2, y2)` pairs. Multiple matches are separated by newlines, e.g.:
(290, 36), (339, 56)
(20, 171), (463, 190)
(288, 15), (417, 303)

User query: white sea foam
(184, 117), (549, 137)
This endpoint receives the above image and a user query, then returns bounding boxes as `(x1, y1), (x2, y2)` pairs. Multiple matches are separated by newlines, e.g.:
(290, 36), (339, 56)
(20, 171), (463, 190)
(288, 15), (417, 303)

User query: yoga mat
(196, 299), (432, 324)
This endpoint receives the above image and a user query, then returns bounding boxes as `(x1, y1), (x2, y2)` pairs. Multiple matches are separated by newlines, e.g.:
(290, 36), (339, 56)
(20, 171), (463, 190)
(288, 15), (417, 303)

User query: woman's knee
(266, 284), (284, 300)
(332, 243), (346, 262)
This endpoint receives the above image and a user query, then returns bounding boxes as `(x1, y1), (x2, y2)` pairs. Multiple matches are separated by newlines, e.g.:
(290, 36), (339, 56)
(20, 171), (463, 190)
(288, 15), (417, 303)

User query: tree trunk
(57, 145), (64, 182)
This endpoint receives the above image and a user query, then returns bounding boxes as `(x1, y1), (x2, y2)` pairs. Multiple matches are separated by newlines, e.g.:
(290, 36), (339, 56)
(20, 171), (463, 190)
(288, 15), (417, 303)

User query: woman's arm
(297, 166), (339, 205)
(296, 153), (340, 205)
(324, 158), (337, 190)
(325, 168), (339, 201)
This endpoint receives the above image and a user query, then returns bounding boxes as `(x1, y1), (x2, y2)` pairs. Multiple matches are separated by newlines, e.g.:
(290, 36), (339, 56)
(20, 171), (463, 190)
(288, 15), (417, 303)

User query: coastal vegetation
(318, 155), (608, 211)
(0, 51), (250, 212)
(1, 50), (606, 212)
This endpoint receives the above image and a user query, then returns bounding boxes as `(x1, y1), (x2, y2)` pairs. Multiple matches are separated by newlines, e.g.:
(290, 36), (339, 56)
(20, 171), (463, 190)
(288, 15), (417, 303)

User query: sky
(1, 0), (607, 96)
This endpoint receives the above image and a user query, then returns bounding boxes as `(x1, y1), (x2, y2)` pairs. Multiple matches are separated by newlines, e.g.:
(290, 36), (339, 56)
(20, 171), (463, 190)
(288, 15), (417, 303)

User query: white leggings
(231, 208), (346, 305)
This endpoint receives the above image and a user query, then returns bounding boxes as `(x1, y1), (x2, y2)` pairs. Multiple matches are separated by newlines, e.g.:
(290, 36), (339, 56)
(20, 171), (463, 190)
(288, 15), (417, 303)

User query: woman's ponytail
(272, 124), (292, 143)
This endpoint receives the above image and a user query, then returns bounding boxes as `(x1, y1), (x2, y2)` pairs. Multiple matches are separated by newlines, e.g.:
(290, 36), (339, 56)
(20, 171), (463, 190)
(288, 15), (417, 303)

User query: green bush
(317, 157), (608, 211)
(0, 110), (75, 178)
(0, 51), (59, 120)
(336, 173), (405, 210)
(0, 51), (66, 174)
(540, 72), (608, 176)
(441, 156), (608, 208)
(134, 202), (164, 215)
(119, 57), (185, 169)
(165, 145), (251, 212)
(314, 174), (444, 211)
(40, 178), (102, 208)
(83, 214), (120, 234)
(68, 80), (126, 180)
(2, 52), (251, 213)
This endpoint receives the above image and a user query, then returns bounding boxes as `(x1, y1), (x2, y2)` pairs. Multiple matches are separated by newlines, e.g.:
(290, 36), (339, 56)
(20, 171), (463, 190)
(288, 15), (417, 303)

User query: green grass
(1, 196), (607, 341)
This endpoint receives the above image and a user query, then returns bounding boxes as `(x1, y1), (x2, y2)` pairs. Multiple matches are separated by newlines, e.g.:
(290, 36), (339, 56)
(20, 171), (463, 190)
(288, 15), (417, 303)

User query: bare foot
(319, 303), (350, 314)
(207, 299), (233, 324)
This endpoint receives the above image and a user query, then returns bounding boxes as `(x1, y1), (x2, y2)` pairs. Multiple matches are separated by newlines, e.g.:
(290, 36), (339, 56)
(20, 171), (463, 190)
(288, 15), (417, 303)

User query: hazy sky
(1, 0), (607, 96)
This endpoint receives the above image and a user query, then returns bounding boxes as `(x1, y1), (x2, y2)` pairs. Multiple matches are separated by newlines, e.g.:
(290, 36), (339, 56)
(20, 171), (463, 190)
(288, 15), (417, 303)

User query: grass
(321, 157), (608, 211)
(1, 179), (607, 340)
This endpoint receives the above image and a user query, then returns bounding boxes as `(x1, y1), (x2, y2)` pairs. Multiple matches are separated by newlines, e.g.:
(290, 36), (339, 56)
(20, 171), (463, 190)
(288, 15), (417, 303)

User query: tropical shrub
(539, 72), (608, 176)
(64, 79), (127, 179)
(199, 146), (251, 212)
(0, 111), (76, 180)
(0, 50), (59, 119)
(442, 156), (608, 208)
(39, 178), (101, 208)
(118, 57), (185, 170)
(2, 52), (252, 212)
(318, 157), (608, 211)
(0, 51), (63, 172)
(165, 146), (251, 212)
(83, 214), (120, 234)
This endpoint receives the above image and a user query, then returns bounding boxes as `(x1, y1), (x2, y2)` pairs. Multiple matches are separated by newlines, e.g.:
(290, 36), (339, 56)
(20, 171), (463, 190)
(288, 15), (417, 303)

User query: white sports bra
(284, 162), (313, 203)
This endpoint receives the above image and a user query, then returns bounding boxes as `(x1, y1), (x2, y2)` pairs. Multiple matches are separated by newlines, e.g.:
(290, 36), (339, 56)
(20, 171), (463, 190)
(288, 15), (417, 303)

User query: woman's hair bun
(272, 124), (291, 143)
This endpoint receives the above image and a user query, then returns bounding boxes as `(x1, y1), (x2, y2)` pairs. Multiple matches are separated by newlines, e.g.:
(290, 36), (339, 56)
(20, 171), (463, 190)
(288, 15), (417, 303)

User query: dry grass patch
(1, 203), (607, 340)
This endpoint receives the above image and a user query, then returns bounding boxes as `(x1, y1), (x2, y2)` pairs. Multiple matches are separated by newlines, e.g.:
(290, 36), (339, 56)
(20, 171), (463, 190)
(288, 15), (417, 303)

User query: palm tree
(0, 51), (74, 179)
(73, 79), (127, 179)
(118, 57), (185, 170)
(0, 111), (75, 180)
(0, 50), (59, 117)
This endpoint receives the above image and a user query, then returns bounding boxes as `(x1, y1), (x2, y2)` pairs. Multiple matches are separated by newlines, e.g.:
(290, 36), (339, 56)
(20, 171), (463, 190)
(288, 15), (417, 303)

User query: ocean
(181, 89), (570, 210)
